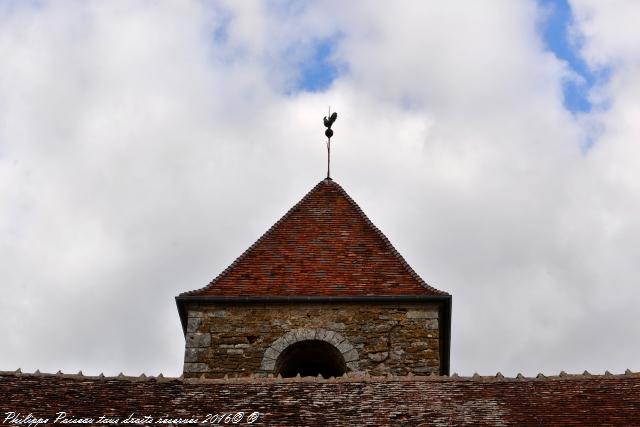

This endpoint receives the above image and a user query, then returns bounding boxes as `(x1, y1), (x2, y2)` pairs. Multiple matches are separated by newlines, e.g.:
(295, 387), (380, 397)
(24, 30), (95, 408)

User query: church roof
(181, 178), (447, 297)
(3, 370), (640, 426)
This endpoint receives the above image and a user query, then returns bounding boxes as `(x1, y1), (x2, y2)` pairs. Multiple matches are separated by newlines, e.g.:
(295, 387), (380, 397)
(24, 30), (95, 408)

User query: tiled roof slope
(183, 179), (446, 297)
(2, 370), (640, 426)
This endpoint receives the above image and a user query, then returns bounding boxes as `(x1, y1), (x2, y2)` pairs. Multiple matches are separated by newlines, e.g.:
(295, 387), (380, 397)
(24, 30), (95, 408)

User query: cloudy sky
(2, 0), (640, 378)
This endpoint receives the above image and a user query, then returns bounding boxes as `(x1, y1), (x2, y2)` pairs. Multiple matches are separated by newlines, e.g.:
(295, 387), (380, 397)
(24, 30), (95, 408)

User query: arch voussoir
(260, 328), (360, 376)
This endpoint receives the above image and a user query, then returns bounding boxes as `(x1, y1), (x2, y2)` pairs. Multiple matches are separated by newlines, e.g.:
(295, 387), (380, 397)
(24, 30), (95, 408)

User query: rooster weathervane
(323, 108), (338, 179)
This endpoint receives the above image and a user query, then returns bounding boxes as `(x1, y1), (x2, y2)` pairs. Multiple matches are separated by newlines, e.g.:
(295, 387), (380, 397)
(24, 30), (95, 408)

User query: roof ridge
(328, 180), (447, 296)
(2, 369), (638, 383)
(180, 179), (330, 297)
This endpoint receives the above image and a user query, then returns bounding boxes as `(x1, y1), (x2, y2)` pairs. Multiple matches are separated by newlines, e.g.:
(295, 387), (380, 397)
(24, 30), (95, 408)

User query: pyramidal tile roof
(182, 178), (447, 297)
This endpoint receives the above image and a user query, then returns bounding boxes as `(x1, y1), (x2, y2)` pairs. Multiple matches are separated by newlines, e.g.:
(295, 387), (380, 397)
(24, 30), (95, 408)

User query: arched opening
(275, 340), (347, 378)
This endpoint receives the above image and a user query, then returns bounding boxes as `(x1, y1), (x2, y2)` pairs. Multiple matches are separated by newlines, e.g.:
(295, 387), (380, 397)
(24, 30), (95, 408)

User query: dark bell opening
(275, 340), (347, 379)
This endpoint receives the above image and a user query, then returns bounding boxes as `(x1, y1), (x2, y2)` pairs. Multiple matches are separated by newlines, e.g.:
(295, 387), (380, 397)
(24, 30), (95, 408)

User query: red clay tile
(182, 179), (447, 297)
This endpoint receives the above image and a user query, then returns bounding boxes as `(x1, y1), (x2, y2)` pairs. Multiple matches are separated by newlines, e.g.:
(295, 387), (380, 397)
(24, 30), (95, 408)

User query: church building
(176, 178), (451, 379)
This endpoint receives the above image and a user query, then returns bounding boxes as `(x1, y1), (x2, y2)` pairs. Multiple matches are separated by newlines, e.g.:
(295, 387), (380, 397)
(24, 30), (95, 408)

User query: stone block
(378, 312), (404, 321)
(301, 329), (316, 341)
(219, 336), (248, 345)
(391, 349), (405, 359)
(342, 349), (359, 362)
(186, 333), (211, 348)
(412, 367), (436, 373)
(326, 322), (346, 331)
(260, 357), (276, 371)
(411, 341), (429, 348)
(406, 310), (438, 319)
(183, 363), (208, 373)
(323, 330), (337, 344)
(336, 340), (353, 353)
(282, 332), (297, 346)
(207, 310), (226, 318)
(424, 319), (439, 330)
(270, 337), (287, 352)
(264, 347), (279, 360)
(346, 361), (360, 372)
(184, 348), (203, 363)
(209, 324), (235, 333)
(292, 329), (305, 342)
(187, 317), (202, 333)
(350, 336), (367, 345)
(331, 332), (346, 347)
(314, 328), (329, 341)
(368, 352), (389, 362)
(271, 319), (287, 328)
(362, 323), (394, 332)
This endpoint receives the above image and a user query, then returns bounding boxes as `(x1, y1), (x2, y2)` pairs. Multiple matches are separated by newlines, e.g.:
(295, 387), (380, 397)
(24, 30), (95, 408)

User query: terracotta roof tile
(3, 371), (640, 425)
(182, 179), (446, 297)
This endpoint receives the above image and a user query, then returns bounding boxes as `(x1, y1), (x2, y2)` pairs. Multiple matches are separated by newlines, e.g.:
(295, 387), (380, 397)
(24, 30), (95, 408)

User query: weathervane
(323, 107), (338, 179)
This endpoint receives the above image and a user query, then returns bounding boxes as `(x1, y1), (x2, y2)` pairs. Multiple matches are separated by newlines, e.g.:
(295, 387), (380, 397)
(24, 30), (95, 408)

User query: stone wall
(183, 302), (441, 378)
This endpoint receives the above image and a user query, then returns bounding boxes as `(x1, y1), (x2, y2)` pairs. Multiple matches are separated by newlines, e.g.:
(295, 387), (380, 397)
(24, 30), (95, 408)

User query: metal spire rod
(323, 107), (337, 179)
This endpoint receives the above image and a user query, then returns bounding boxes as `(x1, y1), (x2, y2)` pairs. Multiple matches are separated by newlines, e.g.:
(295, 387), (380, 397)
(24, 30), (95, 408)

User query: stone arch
(276, 340), (346, 378)
(260, 328), (360, 376)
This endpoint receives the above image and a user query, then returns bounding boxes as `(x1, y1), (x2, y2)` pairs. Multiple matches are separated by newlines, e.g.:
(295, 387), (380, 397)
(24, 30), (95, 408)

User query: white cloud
(1, 0), (639, 377)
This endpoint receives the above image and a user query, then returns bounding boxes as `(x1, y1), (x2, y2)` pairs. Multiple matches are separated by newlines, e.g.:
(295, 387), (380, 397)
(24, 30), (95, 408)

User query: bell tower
(176, 178), (451, 378)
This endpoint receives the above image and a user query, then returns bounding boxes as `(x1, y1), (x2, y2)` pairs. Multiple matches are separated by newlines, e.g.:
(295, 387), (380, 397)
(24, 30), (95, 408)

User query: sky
(1, 0), (640, 378)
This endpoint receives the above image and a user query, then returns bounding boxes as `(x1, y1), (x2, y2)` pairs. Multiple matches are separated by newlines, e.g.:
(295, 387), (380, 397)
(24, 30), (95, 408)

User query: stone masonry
(183, 302), (441, 378)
